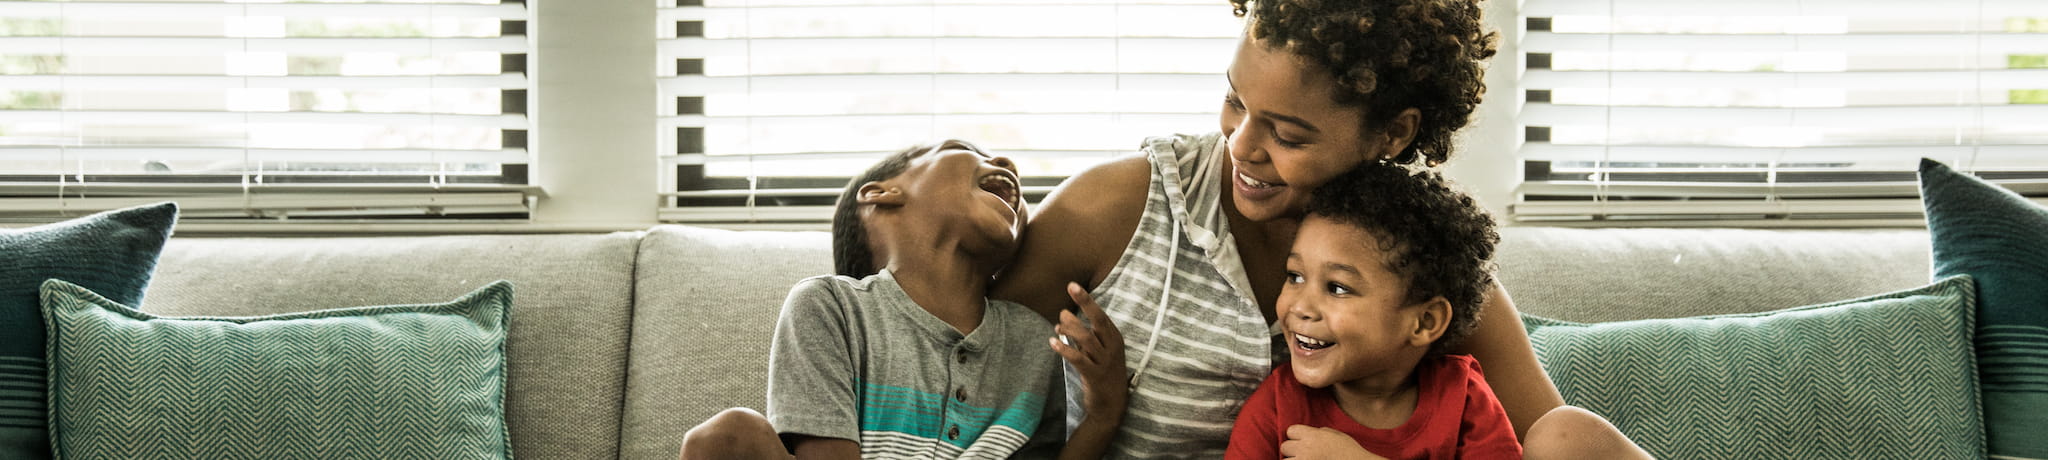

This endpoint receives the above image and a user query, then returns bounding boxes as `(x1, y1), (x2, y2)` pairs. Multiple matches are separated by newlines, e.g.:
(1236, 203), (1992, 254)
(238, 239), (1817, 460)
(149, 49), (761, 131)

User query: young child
(1225, 163), (1517, 460)
(678, 139), (1129, 460)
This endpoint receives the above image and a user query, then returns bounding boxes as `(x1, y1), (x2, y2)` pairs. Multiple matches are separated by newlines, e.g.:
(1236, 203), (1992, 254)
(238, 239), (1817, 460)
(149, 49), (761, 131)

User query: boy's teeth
(1295, 333), (1332, 350)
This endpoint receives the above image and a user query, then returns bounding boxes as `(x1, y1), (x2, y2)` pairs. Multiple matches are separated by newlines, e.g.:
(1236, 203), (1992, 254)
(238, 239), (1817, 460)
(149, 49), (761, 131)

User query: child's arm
(764, 279), (864, 460)
(1049, 283), (1128, 460)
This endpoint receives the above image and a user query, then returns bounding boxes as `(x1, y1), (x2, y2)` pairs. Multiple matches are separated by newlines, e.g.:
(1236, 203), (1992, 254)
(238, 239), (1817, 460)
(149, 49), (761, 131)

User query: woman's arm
(1455, 280), (1565, 439)
(993, 154), (1152, 321)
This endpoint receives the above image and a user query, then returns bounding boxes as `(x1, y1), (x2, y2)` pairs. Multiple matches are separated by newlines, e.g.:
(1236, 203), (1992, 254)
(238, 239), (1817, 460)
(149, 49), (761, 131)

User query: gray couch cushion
(1496, 227), (1932, 323)
(619, 226), (831, 460)
(147, 233), (641, 460)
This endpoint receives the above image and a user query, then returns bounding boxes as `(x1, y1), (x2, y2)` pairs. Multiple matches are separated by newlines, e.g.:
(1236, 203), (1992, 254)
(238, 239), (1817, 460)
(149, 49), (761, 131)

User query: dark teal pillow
(1920, 158), (2048, 459)
(1526, 276), (1983, 459)
(42, 279), (514, 459)
(0, 202), (176, 459)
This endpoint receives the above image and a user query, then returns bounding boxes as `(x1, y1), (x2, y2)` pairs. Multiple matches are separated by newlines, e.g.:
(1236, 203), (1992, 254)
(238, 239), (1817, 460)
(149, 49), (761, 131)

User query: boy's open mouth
(977, 172), (1020, 210)
(1294, 333), (1334, 351)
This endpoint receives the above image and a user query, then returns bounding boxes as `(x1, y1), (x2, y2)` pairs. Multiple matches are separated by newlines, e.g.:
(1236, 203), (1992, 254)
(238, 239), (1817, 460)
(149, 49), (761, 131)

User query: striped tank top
(1065, 132), (1282, 459)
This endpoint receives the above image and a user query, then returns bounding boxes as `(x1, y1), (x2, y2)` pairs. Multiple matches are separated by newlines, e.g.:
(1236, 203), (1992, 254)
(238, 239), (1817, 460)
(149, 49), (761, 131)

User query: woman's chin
(1232, 196), (1295, 223)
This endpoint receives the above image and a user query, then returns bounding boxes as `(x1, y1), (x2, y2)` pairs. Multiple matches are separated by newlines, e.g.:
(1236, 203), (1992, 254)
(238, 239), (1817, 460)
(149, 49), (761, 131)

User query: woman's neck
(1219, 161), (1299, 324)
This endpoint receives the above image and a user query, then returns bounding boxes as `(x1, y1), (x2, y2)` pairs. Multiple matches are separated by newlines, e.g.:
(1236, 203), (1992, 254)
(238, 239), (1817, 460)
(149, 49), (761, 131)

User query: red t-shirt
(1224, 354), (1521, 460)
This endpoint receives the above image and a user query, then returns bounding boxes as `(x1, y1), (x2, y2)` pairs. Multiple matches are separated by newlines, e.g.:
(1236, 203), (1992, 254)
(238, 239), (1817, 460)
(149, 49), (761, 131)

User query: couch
(137, 225), (1935, 459)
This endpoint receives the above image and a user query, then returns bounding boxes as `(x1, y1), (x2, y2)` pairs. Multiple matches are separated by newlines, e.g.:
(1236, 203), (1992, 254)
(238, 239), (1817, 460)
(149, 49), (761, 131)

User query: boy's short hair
(830, 139), (984, 278)
(1305, 163), (1499, 357)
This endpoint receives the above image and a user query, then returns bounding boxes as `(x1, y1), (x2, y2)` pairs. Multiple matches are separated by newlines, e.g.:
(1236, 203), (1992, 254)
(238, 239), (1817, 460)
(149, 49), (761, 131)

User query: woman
(992, 0), (1651, 458)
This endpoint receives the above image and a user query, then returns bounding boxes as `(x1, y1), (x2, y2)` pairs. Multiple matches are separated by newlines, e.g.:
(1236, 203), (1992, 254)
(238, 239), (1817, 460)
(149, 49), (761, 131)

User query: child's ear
(1407, 296), (1452, 348)
(857, 181), (907, 207)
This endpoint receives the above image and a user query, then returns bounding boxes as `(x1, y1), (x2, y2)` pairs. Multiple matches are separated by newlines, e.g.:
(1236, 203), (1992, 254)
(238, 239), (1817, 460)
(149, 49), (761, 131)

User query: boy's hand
(1281, 425), (1385, 460)
(1049, 282), (1128, 419)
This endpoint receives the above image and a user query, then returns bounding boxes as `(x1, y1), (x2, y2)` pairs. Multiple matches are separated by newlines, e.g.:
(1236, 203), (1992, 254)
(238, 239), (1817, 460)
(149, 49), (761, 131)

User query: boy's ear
(857, 181), (907, 207)
(1407, 295), (1452, 348)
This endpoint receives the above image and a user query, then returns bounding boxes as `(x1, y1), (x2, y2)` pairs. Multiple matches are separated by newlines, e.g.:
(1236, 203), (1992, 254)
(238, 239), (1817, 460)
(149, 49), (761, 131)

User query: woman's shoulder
(1022, 153), (1152, 268)
(1051, 131), (1219, 219)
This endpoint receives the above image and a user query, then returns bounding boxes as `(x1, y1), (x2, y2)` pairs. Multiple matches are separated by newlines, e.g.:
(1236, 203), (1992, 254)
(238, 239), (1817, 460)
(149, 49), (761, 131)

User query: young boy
(1225, 164), (1518, 460)
(678, 140), (1129, 460)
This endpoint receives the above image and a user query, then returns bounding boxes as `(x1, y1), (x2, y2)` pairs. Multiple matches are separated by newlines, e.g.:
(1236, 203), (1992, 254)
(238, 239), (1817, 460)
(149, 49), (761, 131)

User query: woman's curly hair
(1306, 163), (1498, 357)
(1229, 0), (1498, 167)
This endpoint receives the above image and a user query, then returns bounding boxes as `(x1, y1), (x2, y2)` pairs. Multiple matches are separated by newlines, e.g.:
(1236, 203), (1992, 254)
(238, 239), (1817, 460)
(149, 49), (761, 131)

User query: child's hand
(1049, 282), (1128, 419)
(1281, 425), (1385, 460)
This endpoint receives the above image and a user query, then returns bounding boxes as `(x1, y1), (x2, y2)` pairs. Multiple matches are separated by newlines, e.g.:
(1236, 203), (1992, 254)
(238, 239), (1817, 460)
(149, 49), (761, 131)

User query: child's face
(886, 145), (1027, 254)
(1279, 216), (1430, 390)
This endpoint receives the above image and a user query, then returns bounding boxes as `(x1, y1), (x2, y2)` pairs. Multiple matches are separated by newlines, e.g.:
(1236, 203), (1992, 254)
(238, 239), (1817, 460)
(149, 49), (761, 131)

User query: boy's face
(880, 145), (1027, 257)
(1279, 216), (1432, 390)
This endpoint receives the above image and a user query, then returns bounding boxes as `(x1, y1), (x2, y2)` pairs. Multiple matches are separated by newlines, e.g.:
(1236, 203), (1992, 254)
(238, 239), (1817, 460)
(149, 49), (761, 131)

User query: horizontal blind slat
(1523, 69), (2048, 91)
(1524, 31), (2048, 54)
(1523, 0), (2044, 17)
(1518, 143), (2048, 161)
(1521, 103), (2048, 128)
(0, 2), (526, 19)
(0, 74), (526, 90)
(0, 147), (527, 164)
(0, 110), (527, 129)
(1, 36), (528, 55)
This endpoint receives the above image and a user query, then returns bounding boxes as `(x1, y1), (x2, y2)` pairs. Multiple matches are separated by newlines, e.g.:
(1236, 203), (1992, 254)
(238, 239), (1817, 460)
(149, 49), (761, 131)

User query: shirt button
(955, 387), (968, 402)
(957, 350), (968, 364)
(947, 425), (961, 440)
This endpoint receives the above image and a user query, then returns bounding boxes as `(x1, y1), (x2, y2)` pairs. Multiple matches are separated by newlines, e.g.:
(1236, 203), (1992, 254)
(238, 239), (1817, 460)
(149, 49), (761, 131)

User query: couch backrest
(618, 225), (832, 460)
(1496, 227), (1933, 323)
(147, 232), (644, 460)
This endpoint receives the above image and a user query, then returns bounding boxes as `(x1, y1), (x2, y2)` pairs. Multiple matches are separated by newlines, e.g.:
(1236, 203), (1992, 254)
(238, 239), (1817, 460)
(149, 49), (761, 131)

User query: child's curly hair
(1229, 0), (1498, 167)
(1306, 163), (1499, 357)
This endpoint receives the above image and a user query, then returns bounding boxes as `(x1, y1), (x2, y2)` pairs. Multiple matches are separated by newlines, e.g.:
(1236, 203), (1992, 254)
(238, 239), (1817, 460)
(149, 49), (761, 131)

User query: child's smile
(975, 168), (1022, 222)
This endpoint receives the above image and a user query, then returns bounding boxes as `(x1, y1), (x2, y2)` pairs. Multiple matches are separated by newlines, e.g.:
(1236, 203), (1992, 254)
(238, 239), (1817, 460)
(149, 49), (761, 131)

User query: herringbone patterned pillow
(41, 279), (513, 460)
(1526, 275), (1983, 459)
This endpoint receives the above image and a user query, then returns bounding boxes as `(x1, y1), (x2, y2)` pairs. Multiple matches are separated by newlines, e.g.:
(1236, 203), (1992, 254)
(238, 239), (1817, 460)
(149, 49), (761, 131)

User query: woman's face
(1219, 33), (1389, 223)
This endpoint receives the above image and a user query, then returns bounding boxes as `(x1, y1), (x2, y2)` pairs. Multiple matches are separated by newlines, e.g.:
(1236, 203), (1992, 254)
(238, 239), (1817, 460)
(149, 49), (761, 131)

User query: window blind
(1515, 0), (2048, 225)
(656, 0), (1240, 225)
(0, 0), (532, 222)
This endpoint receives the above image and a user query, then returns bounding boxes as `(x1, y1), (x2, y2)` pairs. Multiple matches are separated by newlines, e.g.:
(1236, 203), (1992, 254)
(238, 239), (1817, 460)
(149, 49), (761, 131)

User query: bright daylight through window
(1515, 0), (2048, 225)
(0, 0), (531, 222)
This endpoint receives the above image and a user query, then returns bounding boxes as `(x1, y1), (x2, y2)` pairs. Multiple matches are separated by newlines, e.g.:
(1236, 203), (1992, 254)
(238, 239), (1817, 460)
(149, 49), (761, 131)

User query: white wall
(1442, 0), (1523, 223)
(530, 0), (661, 228)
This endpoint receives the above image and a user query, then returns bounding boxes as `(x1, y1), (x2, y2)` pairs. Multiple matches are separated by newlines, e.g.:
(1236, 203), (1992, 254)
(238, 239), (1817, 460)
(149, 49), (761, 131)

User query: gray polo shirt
(766, 270), (1064, 459)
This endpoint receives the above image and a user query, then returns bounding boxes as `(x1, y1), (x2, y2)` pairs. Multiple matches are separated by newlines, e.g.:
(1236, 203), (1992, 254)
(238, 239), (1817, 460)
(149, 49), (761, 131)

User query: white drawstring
(1128, 219), (1179, 388)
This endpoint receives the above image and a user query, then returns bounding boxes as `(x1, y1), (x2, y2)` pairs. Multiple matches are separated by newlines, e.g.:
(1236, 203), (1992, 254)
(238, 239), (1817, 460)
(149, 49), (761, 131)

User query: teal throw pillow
(1525, 276), (1982, 459)
(42, 279), (513, 460)
(1920, 158), (2048, 459)
(0, 202), (176, 460)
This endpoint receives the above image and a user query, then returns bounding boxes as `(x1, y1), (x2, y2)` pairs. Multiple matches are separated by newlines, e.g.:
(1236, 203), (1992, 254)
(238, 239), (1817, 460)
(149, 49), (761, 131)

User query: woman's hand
(1050, 282), (1129, 421)
(1280, 425), (1385, 460)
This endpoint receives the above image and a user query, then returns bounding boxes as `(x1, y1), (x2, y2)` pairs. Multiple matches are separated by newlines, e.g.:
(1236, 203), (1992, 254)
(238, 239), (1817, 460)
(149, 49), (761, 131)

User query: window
(656, 0), (1240, 225)
(0, 0), (531, 223)
(1515, 0), (2048, 225)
